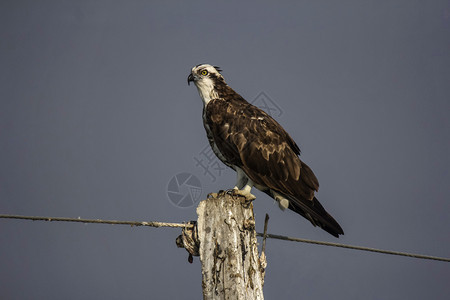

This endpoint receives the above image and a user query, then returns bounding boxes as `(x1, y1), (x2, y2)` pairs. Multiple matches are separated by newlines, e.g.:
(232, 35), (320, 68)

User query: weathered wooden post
(177, 191), (266, 299)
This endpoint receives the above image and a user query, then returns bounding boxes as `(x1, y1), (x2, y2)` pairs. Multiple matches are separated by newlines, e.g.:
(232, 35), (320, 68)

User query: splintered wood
(197, 191), (265, 300)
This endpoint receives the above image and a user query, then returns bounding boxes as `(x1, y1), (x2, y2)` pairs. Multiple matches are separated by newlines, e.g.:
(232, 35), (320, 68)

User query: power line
(0, 214), (188, 228)
(256, 233), (450, 262)
(1, 214), (449, 263)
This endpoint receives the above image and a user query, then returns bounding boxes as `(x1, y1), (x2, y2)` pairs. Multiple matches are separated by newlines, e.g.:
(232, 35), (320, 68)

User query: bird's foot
(274, 195), (290, 211)
(228, 187), (256, 201)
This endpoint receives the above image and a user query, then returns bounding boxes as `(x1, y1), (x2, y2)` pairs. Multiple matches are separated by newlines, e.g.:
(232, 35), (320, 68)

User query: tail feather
(288, 195), (344, 238)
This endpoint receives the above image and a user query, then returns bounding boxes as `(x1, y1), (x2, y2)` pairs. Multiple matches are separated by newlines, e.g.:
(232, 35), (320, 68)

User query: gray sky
(1, 1), (449, 299)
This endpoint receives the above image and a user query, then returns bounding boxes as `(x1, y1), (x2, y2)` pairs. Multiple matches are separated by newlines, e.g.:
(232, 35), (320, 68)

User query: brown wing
(205, 98), (318, 200)
(205, 98), (343, 237)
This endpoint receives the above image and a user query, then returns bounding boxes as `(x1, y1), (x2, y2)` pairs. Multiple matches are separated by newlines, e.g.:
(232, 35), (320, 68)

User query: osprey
(187, 64), (344, 237)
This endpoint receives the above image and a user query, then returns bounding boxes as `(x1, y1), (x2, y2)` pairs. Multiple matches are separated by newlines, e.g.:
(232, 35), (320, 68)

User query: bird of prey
(187, 64), (344, 237)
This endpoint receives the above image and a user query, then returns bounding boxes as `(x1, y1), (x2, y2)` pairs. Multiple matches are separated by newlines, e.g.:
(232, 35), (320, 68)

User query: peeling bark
(197, 191), (265, 300)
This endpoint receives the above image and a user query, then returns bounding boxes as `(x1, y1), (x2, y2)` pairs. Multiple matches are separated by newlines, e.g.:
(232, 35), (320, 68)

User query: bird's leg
(225, 168), (256, 200)
(232, 180), (256, 201)
(272, 191), (290, 211)
(233, 168), (248, 190)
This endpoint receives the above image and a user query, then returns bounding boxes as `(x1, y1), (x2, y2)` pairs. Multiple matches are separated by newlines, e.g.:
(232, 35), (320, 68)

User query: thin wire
(0, 214), (191, 228)
(255, 233), (450, 263)
(1, 214), (449, 263)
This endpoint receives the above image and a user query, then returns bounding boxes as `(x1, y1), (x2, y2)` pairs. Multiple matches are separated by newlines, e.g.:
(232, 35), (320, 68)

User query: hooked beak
(187, 73), (195, 86)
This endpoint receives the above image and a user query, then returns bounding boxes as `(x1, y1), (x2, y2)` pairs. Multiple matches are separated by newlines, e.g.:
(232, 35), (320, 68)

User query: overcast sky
(1, 1), (449, 299)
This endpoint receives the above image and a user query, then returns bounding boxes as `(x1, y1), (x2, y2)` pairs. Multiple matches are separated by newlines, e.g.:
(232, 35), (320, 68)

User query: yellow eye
(201, 70), (208, 76)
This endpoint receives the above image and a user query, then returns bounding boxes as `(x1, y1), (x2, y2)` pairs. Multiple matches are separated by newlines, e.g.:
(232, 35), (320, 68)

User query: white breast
(195, 77), (219, 106)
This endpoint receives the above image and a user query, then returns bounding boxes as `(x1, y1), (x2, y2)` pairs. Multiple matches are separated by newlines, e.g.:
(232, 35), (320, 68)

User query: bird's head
(188, 64), (225, 105)
(187, 64), (223, 86)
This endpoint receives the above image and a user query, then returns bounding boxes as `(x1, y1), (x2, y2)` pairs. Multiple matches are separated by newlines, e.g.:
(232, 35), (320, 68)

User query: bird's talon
(230, 189), (256, 201)
(225, 189), (235, 195)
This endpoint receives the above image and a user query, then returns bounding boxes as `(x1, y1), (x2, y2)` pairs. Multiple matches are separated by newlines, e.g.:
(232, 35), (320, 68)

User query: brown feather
(201, 75), (343, 237)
